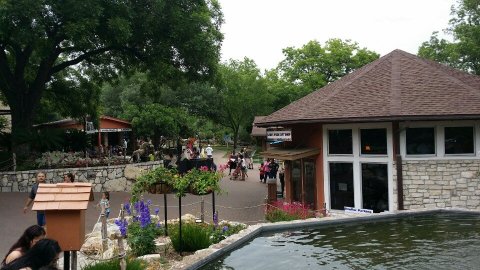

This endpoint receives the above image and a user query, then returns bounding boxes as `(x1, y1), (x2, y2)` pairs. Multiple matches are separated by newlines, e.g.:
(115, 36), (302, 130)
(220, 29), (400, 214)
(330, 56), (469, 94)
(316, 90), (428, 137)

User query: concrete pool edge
(183, 208), (480, 270)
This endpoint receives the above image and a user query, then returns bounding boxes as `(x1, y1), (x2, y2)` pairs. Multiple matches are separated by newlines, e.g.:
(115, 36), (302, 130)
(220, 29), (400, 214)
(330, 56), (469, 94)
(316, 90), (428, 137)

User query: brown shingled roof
(257, 49), (480, 126)
(32, 183), (94, 211)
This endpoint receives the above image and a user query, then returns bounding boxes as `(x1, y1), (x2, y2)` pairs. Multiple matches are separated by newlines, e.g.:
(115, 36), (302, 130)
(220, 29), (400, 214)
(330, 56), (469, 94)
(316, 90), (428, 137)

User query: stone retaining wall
(400, 159), (480, 210)
(0, 161), (162, 193)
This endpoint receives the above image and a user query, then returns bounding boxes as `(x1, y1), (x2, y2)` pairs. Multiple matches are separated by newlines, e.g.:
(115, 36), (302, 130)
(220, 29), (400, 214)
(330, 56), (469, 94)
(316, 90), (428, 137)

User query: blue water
(200, 213), (480, 270)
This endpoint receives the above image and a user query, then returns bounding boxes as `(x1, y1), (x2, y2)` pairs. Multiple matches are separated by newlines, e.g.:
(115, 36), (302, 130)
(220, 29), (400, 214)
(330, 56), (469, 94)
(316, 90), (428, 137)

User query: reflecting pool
(200, 213), (480, 270)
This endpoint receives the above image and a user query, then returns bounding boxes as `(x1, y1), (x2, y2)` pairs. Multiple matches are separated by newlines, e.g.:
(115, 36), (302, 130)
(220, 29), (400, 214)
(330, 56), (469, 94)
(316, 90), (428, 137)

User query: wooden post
(101, 213), (107, 252)
(267, 179), (277, 209)
(118, 203), (126, 270)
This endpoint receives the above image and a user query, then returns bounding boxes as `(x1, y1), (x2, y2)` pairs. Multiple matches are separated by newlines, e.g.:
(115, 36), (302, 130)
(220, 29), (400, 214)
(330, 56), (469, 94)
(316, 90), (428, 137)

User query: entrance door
(291, 160), (302, 202)
(361, 163), (388, 213)
(329, 162), (354, 210)
(304, 160), (316, 207)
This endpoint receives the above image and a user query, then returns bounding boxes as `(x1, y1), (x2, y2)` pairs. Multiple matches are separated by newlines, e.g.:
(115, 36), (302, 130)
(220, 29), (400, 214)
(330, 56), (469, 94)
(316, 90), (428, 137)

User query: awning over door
(260, 147), (320, 161)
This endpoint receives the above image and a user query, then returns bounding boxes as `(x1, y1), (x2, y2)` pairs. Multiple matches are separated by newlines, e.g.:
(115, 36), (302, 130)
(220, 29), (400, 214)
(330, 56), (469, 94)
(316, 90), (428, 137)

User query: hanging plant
(186, 166), (223, 195)
(132, 166), (177, 201)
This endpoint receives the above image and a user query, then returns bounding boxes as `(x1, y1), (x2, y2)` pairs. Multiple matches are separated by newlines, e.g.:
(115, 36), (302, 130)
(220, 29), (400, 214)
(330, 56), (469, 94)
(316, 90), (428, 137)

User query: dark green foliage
(81, 258), (146, 270)
(127, 222), (163, 257)
(168, 222), (212, 252)
(167, 222), (246, 253)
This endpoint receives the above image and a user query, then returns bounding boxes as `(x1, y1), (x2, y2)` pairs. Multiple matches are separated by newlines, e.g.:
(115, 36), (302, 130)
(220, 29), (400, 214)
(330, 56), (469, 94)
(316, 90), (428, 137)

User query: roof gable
(259, 49), (480, 125)
(32, 183), (94, 211)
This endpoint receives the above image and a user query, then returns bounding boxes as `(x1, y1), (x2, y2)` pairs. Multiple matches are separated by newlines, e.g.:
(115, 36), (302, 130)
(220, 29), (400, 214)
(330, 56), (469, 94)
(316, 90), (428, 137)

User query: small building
(35, 115), (132, 148)
(257, 49), (480, 213)
(32, 183), (94, 251)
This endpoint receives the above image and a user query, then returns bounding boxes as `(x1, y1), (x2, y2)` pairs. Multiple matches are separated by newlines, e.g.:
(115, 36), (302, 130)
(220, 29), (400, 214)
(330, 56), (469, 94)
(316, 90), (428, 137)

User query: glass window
(445, 127), (474, 155)
(406, 128), (435, 155)
(361, 129), (387, 155)
(328, 129), (352, 155)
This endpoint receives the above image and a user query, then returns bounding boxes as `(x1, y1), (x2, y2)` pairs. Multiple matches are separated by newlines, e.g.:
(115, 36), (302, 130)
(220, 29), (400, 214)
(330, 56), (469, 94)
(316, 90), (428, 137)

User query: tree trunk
(9, 97), (37, 156)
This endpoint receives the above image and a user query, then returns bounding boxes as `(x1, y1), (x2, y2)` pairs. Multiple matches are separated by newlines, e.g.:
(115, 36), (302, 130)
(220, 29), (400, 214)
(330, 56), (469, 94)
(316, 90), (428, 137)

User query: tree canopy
(276, 39), (379, 91)
(418, 0), (480, 74)
(0, 0), (223, 154)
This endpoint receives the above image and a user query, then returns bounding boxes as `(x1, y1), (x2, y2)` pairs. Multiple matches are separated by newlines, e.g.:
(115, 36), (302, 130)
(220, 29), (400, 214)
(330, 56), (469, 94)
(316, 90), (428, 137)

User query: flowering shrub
(35, 151), (128, 169)
(265, 201), (316, 222)
(115, 200), (163, 256)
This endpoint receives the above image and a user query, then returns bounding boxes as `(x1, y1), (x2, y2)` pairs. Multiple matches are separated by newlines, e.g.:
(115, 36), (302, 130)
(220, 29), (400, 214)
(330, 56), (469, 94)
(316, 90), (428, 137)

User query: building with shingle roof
(257, 49), (480, 213)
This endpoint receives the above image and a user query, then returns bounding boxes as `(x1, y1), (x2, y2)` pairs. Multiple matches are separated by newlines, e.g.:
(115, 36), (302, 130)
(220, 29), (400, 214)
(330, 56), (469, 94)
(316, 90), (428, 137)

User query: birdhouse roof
(32, 183), (94, 211)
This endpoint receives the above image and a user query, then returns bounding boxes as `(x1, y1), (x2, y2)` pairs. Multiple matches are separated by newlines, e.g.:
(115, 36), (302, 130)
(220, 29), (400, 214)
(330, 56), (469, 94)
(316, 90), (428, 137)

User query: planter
(148, 182), (173, 194)
(189, 186), (213, 196)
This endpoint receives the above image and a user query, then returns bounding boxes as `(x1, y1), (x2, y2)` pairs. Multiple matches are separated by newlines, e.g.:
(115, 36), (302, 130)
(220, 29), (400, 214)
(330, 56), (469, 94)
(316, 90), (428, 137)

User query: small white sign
(267, 129), (292, 141)
(344, 206), (373, 214)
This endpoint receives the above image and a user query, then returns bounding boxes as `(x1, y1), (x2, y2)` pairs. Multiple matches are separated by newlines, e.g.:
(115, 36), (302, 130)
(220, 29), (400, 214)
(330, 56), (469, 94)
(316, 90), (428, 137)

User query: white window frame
(400, 120), (480, 160)
(324, 123), (394, 212)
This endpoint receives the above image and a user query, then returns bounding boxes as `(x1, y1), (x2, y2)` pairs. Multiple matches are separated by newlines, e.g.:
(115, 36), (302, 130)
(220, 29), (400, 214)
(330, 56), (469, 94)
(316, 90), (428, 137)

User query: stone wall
(400, 159), (480, 210)
(0, 161), (162, 193)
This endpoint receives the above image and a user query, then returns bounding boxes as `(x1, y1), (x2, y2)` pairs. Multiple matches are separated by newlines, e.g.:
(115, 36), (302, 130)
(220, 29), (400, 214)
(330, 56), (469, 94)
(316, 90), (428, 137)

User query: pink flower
(200, 166), (209, 171)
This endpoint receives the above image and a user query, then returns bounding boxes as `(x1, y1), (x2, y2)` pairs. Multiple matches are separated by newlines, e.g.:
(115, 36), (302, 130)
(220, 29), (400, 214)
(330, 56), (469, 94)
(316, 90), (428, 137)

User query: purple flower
(147, 199), (152, 205)
(114, 219), (128, 237)
(124, 203), (131, 215)
(156, 221), (162, 228)
(155, 208), (160, 215)
(222, 226), (229, 233)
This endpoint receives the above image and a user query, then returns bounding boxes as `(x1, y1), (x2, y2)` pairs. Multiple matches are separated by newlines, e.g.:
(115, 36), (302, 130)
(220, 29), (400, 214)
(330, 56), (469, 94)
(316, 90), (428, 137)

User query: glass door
(304, 160), (316, 208)
(329, 162), (354, 210)
(361, 163), (388, 213)
(291, 160), (302, 202)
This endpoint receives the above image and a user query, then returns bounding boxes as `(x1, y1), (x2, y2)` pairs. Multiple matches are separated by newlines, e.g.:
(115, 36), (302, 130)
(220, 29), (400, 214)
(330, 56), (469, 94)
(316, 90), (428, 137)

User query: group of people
(1, 225), (61, 270)
(227, 149), (250, 180)
(259, 158), (285, 196)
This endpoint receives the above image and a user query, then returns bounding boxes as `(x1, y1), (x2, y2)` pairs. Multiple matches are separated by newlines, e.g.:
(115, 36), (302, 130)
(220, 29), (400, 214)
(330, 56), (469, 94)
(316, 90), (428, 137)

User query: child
(259, 163), (265, 183)
(99, 191), (111, 218)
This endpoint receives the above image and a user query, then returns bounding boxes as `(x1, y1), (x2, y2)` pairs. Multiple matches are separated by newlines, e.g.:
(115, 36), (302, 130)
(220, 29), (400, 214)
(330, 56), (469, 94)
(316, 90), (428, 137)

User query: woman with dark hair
(1, 225), (46, 266)
(63, 173), (74, 183)
(0, 239), (61, 270)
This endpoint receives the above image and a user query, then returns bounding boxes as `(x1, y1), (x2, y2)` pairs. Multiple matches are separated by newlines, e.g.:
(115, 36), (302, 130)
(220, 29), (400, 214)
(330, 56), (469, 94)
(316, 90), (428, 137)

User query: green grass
(81, 258), (146, 270)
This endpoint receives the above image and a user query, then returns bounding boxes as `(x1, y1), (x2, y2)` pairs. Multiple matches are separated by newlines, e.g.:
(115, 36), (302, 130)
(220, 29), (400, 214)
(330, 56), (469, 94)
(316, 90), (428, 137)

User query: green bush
(81, 258), (146, 270)
(168, 222), (212, 252)
(127, 222), (160, 257)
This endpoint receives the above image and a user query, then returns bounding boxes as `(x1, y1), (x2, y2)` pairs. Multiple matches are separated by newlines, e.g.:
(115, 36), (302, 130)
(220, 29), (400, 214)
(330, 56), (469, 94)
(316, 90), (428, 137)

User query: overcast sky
(218, 0), (455, 70)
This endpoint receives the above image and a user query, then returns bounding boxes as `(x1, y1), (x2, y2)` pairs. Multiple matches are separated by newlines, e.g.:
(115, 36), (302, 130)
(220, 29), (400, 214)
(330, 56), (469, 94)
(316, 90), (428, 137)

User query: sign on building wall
(267, 129), (292, 141)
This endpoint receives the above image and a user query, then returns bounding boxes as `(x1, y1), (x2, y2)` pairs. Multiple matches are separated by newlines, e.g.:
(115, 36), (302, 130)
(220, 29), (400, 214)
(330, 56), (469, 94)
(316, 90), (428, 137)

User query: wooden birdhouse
(32, 183), (94, 251)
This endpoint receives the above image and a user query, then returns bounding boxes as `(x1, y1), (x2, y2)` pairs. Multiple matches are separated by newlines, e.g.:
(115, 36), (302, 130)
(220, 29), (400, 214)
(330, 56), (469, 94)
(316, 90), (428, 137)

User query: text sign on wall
(267, 129), (292, 141)
(344, 206), (374, 214)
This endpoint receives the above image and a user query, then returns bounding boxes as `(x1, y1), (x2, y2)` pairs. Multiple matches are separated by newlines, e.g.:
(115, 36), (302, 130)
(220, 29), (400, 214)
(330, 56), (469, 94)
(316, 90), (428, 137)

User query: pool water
(200, 213), (480, 270)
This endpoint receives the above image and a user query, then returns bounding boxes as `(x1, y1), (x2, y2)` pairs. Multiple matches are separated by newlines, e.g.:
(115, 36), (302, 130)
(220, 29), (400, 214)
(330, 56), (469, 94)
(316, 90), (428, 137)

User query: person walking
(23, 172), (47, 227)
(1, 225), (46, 266)
(205, 145), (213, 159)
(279, 164), (285, 197)
(98, 191), (111, 218)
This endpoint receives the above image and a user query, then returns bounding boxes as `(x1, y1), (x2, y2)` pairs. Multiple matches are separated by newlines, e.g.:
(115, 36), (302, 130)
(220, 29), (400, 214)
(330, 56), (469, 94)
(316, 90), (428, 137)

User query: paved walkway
(0, 149), (269, 259)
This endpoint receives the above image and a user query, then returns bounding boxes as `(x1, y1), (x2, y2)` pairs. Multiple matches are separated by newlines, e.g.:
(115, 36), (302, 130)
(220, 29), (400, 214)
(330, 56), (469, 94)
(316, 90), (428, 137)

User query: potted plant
(132, 166), (176, 200)
(187, 166), (223, 195)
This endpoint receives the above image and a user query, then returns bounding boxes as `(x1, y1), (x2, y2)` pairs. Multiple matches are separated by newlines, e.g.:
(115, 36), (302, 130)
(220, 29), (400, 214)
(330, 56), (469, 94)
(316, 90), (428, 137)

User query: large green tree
(216, 58), (273, 151)
(0, 0), (223, 154)
(276, 39), (379, 92)
(418, 0), (480, 74)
